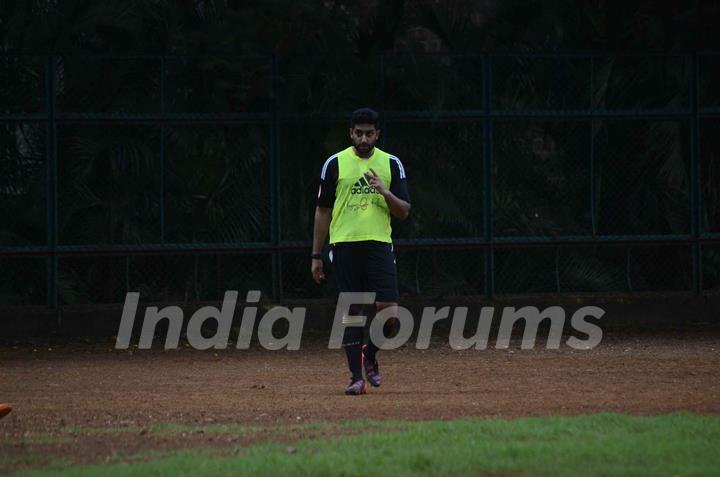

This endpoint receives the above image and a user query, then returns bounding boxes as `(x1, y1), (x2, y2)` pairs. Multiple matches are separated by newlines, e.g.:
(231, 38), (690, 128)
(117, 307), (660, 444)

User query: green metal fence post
(690, 53), (701, 294)
(589, 56), (597, 237)
(160, 55), (166, 244)
(270, 53), (282, 300)
(483, 53), (494, 298)
(626, 247), (633, 293)
(555, 246), (561, 292)
(45, 55), (58, 309)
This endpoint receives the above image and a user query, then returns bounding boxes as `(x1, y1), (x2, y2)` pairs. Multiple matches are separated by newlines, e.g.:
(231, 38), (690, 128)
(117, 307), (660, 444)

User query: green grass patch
(62, 426), (140, 436)
(18, 413), (720, 477)
(61, 418), (404, 439)
(1, 454), (70, 475)
(3, 435), (74, 445)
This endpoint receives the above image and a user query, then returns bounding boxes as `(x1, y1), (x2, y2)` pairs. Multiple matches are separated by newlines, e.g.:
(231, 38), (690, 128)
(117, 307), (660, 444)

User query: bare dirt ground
(1, 328), (720, 474)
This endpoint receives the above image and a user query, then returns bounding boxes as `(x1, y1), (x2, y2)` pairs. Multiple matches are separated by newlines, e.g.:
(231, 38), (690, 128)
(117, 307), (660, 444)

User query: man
(311, 108), (411, 395)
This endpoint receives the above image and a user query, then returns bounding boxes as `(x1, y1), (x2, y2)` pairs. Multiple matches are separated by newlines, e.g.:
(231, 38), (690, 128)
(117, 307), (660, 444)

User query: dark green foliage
(1, 1), (718, 304)
(0, 122), (46, 246)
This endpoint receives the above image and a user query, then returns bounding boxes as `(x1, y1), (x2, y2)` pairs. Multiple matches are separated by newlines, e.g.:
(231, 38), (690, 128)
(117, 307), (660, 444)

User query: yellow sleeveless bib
(329, 146), (393, 244)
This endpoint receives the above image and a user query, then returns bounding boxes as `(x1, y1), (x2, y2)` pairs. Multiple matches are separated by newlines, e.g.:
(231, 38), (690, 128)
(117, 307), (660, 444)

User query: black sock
(365, 340), (379, 365)
(344, 344), (363, 381)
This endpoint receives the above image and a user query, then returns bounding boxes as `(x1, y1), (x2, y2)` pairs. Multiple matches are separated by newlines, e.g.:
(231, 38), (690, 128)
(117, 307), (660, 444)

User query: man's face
(350, 124), (380, 155)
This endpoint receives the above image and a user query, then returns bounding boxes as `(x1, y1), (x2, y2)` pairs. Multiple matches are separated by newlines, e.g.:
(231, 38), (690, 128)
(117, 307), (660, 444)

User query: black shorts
(329, 241), (399, 303)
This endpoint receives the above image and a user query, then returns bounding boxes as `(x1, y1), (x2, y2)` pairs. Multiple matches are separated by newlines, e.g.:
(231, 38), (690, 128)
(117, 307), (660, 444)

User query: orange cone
(0, 404), (12, 419)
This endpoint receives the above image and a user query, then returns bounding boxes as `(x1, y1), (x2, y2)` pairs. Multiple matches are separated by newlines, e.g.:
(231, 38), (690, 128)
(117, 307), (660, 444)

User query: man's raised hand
(364, 168), (388, 196)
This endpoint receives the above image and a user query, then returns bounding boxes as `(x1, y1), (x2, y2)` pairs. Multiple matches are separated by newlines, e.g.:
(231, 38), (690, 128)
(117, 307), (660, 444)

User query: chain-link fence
(1, 52), (719, 306)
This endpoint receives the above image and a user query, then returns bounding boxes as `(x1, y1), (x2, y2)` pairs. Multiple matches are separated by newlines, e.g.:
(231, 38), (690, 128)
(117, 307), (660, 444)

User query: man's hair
(350, 108), (380, 129)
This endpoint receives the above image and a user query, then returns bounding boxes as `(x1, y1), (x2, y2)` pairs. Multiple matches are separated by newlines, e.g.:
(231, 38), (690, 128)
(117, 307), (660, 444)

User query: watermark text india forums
(115, 291), (604, 351)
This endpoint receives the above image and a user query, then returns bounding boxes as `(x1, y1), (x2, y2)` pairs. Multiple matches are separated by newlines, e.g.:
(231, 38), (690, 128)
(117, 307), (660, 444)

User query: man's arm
(380, 190), (410, 220)
(312, 207), (332, 255)
(365, 173), (410, 220)
(311, 156), (338, 283)
(311, 207), (332, 283)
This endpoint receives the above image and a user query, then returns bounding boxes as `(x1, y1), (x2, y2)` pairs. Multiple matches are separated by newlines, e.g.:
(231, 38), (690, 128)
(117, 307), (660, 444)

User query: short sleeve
(389, 156), (410, 203)
(316, 155), (338, 208)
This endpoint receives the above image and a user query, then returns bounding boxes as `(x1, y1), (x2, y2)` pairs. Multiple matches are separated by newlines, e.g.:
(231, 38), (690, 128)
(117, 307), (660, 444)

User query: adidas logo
(350, 176), (377, 195)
